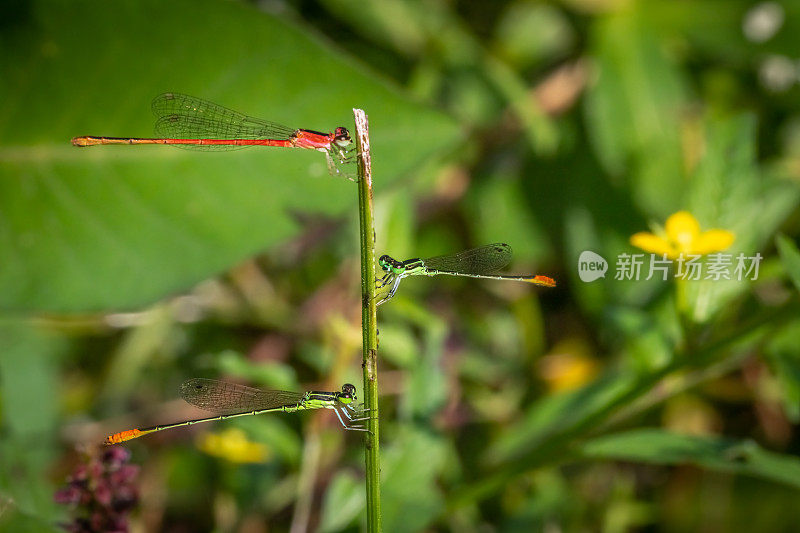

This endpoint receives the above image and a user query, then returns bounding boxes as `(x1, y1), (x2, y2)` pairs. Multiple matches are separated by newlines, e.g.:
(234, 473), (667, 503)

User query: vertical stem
(353, 108), (381, 532)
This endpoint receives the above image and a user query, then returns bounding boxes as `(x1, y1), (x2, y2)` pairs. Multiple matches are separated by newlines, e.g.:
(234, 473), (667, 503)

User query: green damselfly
(104, 379), (369, 444)
(376, 243), (555, 305)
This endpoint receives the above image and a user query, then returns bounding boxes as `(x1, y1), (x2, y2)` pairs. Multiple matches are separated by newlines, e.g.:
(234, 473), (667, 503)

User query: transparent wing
(180, 378), (305, 414)
(422, 243), (513, 275)
(151, 92), (297, 151)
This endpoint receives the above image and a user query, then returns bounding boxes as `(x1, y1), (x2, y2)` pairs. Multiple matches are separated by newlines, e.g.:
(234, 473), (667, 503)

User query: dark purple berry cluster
(54, 447), (139, 532)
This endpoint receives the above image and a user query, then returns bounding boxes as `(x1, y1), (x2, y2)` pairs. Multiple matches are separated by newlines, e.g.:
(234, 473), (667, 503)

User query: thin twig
(354, 108), (381, 532)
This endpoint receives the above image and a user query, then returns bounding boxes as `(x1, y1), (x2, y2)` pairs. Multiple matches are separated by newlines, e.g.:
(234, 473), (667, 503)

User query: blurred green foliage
(0, 0), (459, 312)
(2, 0), (800, 531)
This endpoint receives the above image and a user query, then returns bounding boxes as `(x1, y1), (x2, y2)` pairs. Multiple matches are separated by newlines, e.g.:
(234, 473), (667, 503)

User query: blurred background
(2, 0), (800, 531)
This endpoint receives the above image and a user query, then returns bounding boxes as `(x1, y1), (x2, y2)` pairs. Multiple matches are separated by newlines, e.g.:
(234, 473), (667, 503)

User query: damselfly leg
(333, 408), (370, 432)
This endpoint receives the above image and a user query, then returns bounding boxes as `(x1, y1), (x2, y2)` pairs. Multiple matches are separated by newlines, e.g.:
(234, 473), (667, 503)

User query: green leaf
(683, 116), (800, 322)
(486, 371), (640, 466)
(0, 322), (65, 524)
(764, 320), (800, 422)
(583, 5), (687, 217)
(644, 1), (800, 68)
(579, 429), (800, 490)
(494, 2), (575, 69)
(685, 115), (800, 246)
(380, 429), (448, 533)
(374, 322), (419, 368)
(466, 174), (553, 264)
(0, 0), (461, 313)
(605, 305), (675, 372)
(319, 472), (365, 533)
(319, 428), (448, 533)
(241, 417), (303, 467)
(776, 234), (800, 292)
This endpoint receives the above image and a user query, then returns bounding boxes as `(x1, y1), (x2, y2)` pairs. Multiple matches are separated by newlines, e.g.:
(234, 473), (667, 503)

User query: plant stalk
(353, 108), (381, 532)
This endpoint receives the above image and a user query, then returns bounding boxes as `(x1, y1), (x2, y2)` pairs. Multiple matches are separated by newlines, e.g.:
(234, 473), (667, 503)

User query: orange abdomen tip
(104, 429), (142, 445)
(528, 275), (556, 287)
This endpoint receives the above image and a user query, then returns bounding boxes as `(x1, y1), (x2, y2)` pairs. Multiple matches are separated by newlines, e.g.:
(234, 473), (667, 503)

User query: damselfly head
(339, 383), (357, 404)
(378, 255), (405, 274)
(333, 127), (351, 147)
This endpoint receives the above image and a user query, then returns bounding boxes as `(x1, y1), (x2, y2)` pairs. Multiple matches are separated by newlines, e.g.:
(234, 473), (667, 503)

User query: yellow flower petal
(632, 211), (735, 260)
(539, 350), (599, 393)
(630, 232), (676, 256)
(665, 211), (700, 253)
(692, 229), (735, 255)
(197, 428), (269, 464)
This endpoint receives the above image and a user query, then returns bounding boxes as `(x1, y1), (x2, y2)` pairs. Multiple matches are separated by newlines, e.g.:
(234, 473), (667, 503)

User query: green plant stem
(354, 108), (381, 532)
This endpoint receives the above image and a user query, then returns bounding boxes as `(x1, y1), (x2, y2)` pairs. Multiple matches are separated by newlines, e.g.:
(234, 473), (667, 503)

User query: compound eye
(334, 127), (351, 144)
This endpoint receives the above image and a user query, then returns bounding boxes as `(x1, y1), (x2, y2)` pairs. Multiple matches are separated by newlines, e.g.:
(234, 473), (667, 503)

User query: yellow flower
(197, 428), (269, 464)
(539, 340), (599, 392)
(630, 211), (735, 259)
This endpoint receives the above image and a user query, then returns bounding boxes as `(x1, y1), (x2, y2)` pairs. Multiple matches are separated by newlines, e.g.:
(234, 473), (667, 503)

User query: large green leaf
(0, 322), (65, 528)
(0, 0), (461, 312)
(684, 116), (800, 322)
(583, 4), (687, 217)
(379, 428), (447, 533)
(486, 371), (641, 466)
(776, 234), (800, 292)
(319, 471), (364, 533)
(764, 320), (800, 423)
(579, 429), (800, 490)
(319, 428), (448, 532)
